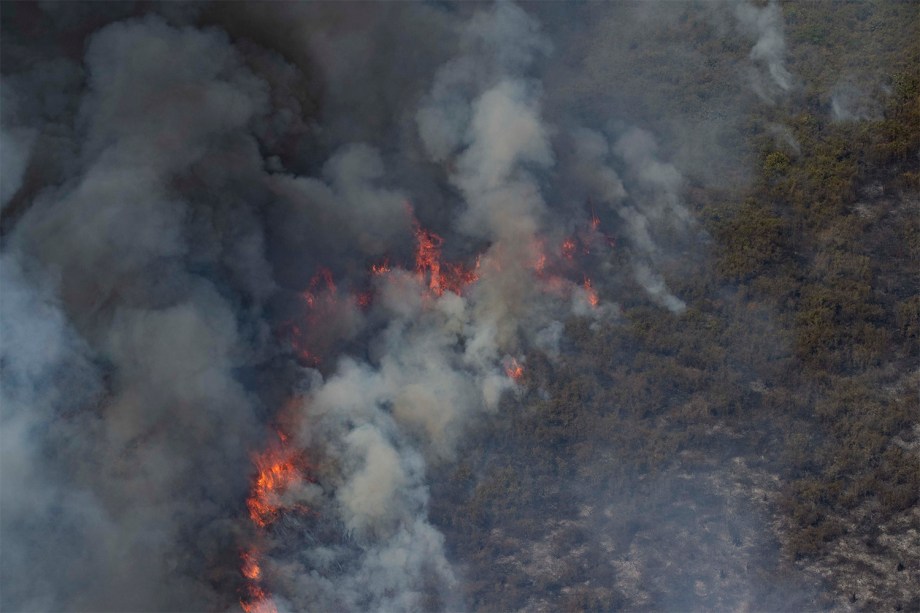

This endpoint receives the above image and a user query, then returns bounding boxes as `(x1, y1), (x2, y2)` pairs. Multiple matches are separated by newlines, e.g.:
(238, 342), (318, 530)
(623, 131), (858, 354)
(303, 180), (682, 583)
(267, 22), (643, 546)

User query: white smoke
(270, 6), (610, 608)
(1, 3), (702, 611)
(767, 123), (802, 155)
(561, 125), (688, 313)
(830, 81), (883, 122)
(0, 125), (35, 207)
(734, 0), (794, 100)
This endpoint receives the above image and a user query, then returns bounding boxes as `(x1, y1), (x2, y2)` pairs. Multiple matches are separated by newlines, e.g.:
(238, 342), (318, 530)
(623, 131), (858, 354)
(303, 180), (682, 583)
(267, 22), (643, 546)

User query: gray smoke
(1, 14), (277, 612)
(830, 80), (884, 122)
(271, 6), (597, 609)
(0, 1), (801, 611)
(734, 0), (794, 100)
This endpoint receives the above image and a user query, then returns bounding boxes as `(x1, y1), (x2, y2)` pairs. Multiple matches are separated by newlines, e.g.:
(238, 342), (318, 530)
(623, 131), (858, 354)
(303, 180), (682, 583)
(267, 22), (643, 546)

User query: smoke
(268, 143), (413, 261)
(1, 14), (277, 612)
(0, 1), (811, 611)
(830, 81), (884, 122)
(0, 125), (34, 207)
(268, 6), (587, 608)
(734, 0), (793, 100)
(558, 125), (688, 313)
(767, 122), (802, 156)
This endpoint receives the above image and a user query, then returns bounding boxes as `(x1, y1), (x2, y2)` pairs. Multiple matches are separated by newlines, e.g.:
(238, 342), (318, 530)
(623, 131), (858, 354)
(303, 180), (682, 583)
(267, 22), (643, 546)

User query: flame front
(240, 584), (277, 613)
(505, 357), (525, 382)
(246, 439), (304, 528)
(239, 552), (277, 613)
(254, 203), (607, 610)
(240, 429), (308, 613)
(241, 549), (262, 581)
(371, 259), (391, 275)
(583, 277), (599, 308)
(414, 221), (480, 297)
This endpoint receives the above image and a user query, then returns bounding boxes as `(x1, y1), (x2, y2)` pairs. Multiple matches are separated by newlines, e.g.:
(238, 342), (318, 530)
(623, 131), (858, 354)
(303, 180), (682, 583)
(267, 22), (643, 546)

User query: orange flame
(414, 222), (479, 297)
(371, 259), (391, 275)
(246, 434), (306, 528)
(505, 358), (525, 382)
(239, 541), (275, 612)
(241, 550), (262, 581)
(239, 428), (308, 613)
(561, 237), (576, 261)
(414, 225), (444, 294)
(240, 584), (277, 613)
(583, 277), (599, 308)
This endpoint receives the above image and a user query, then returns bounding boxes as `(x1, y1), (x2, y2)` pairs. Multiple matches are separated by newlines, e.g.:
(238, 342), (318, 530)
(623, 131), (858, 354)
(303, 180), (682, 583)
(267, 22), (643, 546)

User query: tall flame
(413, 221), (479, 297)
(246, 434), (305, 528)
(241, 549), (262, 581)
(414, 225), (444, 295)
(253, 202), (608, 609)
(240, 429), (308, 613)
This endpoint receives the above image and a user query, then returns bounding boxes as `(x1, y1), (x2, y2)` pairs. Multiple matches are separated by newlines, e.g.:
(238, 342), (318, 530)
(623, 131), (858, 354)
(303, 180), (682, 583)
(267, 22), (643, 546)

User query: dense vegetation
(430, 4), (919, 610)
(721, 69), (919, 559)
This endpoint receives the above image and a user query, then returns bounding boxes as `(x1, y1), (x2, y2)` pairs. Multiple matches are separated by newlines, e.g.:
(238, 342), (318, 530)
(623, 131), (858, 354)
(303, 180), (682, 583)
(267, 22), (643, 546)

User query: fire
(239, 428), (308, 613)
(561, 237), (576, 260)
(239, 543), (275, 612)
(252, 201), (612, 609)
(505, 357), (524, 382)
(442, 259), (480, 294)
(301, 267), (336, 308)
(414, 225), (443, 294)
(583, 277), (599, 308)
(241, 550), (262, 581)
(371, 259), (391, 275)
(246, 432), (306, 528)
(413, 221), (479, 297)
(240, 584), (277, 613)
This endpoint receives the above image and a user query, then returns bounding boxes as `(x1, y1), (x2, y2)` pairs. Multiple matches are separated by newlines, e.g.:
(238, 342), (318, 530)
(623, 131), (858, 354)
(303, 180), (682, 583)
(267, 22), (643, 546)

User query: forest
(428, 3), (919, 610)
(0, 2), (916, 612)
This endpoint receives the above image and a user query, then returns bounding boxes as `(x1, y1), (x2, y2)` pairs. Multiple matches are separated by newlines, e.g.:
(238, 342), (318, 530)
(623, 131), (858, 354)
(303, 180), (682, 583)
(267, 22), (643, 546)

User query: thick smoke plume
(1, 2), (797, 611)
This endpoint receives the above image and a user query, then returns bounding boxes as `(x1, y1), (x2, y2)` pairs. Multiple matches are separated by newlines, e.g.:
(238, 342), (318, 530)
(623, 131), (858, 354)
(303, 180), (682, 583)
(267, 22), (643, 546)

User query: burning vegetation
(246, 431), (309, 528)
(11, 3), (917, 612)
(240, 429), (310, 613)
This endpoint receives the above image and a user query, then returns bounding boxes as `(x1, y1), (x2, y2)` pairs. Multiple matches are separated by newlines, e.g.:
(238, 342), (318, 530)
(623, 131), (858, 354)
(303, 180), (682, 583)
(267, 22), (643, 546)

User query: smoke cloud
(734, 0), (794, 100)
(0, 1), (804, 611)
